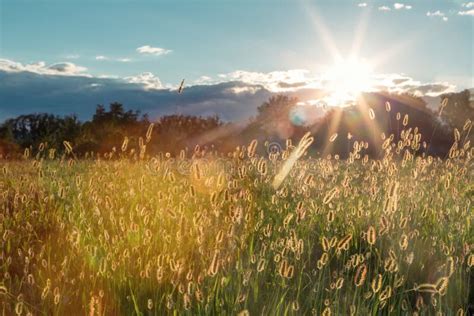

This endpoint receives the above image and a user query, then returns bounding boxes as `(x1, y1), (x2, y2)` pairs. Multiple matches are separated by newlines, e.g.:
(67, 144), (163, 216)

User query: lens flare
(322, 58), (374, 106)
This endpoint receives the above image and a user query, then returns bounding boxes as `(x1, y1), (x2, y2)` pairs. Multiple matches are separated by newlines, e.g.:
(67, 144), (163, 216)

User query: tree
(256, 95), (300, 139)
(257, 95), (298, 119)
(77, 103), (146, 154)
(0, 123), (19, 157)
(0, 113), (81, 152)
(440, 90), (473, 130)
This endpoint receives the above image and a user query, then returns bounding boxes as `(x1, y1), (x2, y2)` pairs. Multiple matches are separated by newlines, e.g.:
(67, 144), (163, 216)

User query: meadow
(0, 121), (473, 315)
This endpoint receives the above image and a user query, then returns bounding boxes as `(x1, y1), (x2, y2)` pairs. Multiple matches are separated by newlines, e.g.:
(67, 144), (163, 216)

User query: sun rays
(295, 0), (408, 153)
(322, 57), (375, 106)
(301, 0), (422, 110)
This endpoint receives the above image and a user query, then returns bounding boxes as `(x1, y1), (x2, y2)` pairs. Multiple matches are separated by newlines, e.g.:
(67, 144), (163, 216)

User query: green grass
(0, 136), (473, 315)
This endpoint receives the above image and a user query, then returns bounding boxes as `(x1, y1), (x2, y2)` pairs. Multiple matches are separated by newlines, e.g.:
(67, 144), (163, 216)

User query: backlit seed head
(354, 264), (367, 287)
(367, 226), (376, 245)
(467, 254), (474, 267)
(403, 114), (409, 126)
(369, 108), (375, 120)
(435, 277), (449, 296)
(414, 283), (437, 294)
(371, 274), (383, 293)
(322, 306), (331, 316)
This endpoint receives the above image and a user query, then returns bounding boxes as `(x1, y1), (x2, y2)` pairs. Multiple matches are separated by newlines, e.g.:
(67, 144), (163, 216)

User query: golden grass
(0, 121), (473, 315)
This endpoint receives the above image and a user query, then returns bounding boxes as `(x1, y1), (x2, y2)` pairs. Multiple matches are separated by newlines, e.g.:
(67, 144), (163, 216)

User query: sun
(322, 57), (374, 106)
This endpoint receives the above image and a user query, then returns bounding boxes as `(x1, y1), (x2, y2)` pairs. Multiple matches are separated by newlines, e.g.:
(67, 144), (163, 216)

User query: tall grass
(0, 118), (473, 315)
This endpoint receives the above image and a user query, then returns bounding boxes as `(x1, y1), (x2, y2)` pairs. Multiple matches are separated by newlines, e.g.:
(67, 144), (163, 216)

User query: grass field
(1, 129), (473, 315)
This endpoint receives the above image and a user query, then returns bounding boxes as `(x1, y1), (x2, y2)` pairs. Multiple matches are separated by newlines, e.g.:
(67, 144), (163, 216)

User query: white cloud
(358, 3), (367, 7)
(136, 45), (172, 56)
(376, 74), (456, 97)
(216, 69), (457, 99)
(218, 69), (317, 92)
(378, 6), (391, 11)
(95, 56), (132, 62)
(227, 86), (262, 94)
(1, 57), (465, 123)
(427, 10), (445, 17)
(426, 10), (448, 21)
(0, 59), (89, 76)
(97, 74), (119, 79)
(458, 9), (474, 15)
(0, 57), (461, 103)
(48, 62), (87, 74)
(394, 3), (411, 10)
(125, 72), (163, 90)
(461, 2), (474, 8)
(193, 75), (213, 85)
(216, 68), (459, 99)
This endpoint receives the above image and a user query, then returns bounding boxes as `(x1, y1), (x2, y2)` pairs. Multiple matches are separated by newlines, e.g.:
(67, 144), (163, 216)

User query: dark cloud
(398, 82), (455, 96)
(0, 59), (465, 123)
(278, 81), (307, 88)
(392, 78), (410, 85)
(47, 62), (86, 74)
(0, 70), (273, 122)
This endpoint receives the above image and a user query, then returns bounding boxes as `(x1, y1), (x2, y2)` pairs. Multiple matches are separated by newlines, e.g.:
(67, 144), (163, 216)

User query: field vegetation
(0, 111), (473, 315)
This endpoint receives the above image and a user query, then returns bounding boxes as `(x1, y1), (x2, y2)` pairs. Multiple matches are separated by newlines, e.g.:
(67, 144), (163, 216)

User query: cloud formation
(48, 63), (87, 74)
(214, 69), (456, 99)
(357, 3), (367, 8)
(0, 58), (465, 123)
(427, 10), (448, 21)
(0, 71), (271, 122)
(125, 72), (163, 90)
(458, 9), (474, 16)
(95, 56), (133, 62)
(0, 59), (89, 76)
(427, 11), (443, 17)
(379, 3), (412, 12)
(394, 3), (412, 10)
(218, 69), (317, 92)
(378, 74), (456, 97)
(136, 45), (172, 56)
(461, 2), (474, 8)
(226, 86), (262, 94)
(193, 76), (213, 85)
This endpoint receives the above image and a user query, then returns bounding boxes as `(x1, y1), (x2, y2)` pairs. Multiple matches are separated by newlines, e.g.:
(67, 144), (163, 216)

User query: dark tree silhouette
(76, 103), (147, 154)
(0, 92), (469, 159)
(0, 113), (81, 153)
(439, 90), (471, 127)
(256, 95), (301, 139)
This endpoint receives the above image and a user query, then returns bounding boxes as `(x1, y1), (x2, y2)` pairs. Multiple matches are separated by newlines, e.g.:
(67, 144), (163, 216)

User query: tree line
(0, 102), (222, 158)
(0, 90), (472, 159)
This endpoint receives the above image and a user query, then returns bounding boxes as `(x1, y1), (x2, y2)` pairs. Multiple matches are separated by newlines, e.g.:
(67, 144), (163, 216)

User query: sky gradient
(0, 0), (473, 121)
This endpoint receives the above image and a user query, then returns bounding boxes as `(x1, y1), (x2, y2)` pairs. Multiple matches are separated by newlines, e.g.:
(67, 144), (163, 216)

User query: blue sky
(0, 0), (473, 121)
